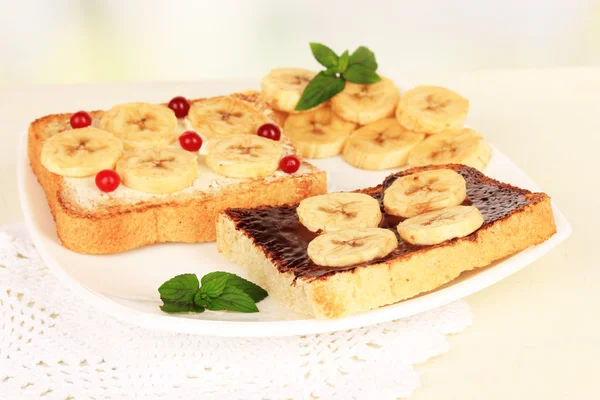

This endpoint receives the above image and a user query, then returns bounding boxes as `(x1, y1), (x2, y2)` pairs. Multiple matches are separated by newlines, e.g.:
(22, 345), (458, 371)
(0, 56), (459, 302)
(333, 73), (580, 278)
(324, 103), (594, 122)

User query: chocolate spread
(224, 166), (531, 281)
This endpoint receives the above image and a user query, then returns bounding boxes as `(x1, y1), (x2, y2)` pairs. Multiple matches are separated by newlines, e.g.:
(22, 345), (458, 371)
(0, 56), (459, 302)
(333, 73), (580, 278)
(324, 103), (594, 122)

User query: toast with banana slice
(28, 91), (327, 254)
(216, 165), (557, 319)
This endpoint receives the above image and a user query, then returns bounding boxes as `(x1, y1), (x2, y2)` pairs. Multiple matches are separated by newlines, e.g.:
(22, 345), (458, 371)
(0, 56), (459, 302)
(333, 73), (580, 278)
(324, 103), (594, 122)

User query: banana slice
(41, 127), (123, 177)
(205, 134), (283, 178)
(116, 148), (198, 194)
(397, 205), (484, 246)
(188, 96), (268, 138)
(384, 169), (466, 218)
(283, 107), (357, 158)
(261, 68), (318, 112)
(408, 128), (492, 170)
(270, 109), (288, 127)
(396, 86), (469, 134)
(307, 228), (398, 267)
(99, 103), (178, 149)
(297, 192), (381, 233)
(331, 77), (400, 125)
(342, 118), (425, 170)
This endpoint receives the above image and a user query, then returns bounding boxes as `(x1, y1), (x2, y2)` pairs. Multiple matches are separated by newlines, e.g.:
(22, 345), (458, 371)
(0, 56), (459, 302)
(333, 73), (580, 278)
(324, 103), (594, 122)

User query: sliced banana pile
(188, 96), (268, 138)
(261, 68), (319, 114)
(99, 103), (178, 149)
(384, 168), (484, 245)
(408, 128), (492, 170)
(283, 107), (356, 158)
(260, 68), (492, 171)
(205, 134), (283, 178)
(342, 118), (425, 170)
(331, 78), (400, 125)
(396, 86), (468, 134)
(41, 127), (124, 177)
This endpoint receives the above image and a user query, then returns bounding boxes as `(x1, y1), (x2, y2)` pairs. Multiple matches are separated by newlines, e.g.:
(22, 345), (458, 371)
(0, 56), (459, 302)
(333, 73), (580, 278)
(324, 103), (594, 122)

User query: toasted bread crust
(216, 166), (557, 319)
(28, 94), (327, 254)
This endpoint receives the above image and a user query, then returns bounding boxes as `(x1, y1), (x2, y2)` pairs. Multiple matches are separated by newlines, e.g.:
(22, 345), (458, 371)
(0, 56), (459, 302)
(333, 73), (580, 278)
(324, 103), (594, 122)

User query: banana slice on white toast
(99, 103), (178, 149)
(283, 107), (357, 158)
(188, 96), (268, 138)
(408, 128), (492, 170)
(261, 68), (318, 112)
(397, 205), (484, 245)
(342, 118), (425, 170)
(331, 77), (400, 125)
(307, 228), (398, 267)
(41, 127), (123, 177)
(205, 134), (283, 178)
(116, 148), (198, 194)
(384, 169), (467, 218)
(297, 192), (381, 233)
(396, 86), (469, 134)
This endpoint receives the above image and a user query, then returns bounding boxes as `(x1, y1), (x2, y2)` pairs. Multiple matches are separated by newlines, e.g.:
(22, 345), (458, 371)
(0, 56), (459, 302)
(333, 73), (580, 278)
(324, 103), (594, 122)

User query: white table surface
(1, 67), (598, 399)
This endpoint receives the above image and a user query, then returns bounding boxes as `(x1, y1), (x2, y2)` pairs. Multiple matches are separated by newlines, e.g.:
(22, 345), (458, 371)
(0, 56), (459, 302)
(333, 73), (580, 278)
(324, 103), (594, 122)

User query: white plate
(17, 80), (572, 337)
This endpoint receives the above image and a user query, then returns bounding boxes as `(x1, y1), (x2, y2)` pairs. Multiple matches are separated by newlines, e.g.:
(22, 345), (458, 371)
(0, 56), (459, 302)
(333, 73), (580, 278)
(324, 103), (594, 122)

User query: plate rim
(16, 82), (573, 337)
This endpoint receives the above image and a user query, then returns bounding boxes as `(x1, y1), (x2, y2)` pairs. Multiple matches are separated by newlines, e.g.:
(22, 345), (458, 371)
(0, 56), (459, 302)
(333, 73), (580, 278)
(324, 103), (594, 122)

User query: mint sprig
(309, 43), (339, 68)
(348, 46), (378, 71)
(158, 272), (268, 314)
(295, 43), (381, 111)
(295, 72), (346, 111)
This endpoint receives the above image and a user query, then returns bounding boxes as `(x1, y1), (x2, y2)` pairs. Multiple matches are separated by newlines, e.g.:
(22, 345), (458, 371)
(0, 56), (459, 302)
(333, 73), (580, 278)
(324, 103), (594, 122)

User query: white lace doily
(0, 224), (471, 400)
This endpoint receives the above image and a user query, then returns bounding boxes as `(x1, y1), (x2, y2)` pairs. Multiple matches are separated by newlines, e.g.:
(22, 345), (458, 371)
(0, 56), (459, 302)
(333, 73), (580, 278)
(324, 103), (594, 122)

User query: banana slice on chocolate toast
(307, 228), (398, 267)
(397, 205), (484, 246)
(297, 192), (381, 233)
(384, 169), (467, 218)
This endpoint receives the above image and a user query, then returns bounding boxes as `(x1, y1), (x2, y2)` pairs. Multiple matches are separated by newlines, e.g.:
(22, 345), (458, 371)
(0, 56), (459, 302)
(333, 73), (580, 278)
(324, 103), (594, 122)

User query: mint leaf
(194, 292), (211, 308)
(160, 302), (205, 314)
(158, 271), (268, 315)
(207, 286), (259, 313)
(349, 46), (378, 71)
(343, 64), (381, 84)
(200, 271), (227, 286)
(201, 271), (268, 303)
(223, 275), (268, 303)
(199, 273), (228, 299)
(322, 66), (340, 76)
(295, 72), (345, 111)
(158, 274), (199, 303)
(310, 42), (339, 68)
(338, 50), (349, 73)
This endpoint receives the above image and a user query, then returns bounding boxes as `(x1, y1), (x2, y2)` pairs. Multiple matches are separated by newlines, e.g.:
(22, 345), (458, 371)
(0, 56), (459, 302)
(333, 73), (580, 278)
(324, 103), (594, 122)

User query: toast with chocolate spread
(216, 165), (556, 319)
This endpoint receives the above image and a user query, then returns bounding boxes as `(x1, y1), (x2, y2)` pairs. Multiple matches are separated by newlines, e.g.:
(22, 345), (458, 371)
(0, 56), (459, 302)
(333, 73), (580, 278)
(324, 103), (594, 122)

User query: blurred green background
(1, 0), (599, 87)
